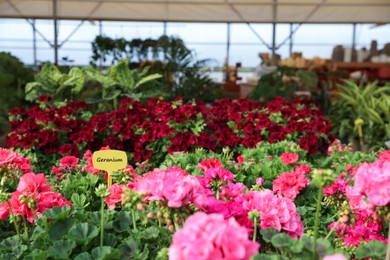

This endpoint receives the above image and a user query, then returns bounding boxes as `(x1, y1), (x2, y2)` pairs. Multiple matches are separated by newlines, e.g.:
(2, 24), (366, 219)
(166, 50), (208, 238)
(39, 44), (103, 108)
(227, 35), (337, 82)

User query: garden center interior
(0, 1), (390, 259)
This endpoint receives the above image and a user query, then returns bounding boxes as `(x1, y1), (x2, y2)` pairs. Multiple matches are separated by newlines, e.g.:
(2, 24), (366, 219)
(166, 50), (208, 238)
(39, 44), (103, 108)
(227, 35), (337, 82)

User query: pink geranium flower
(280, 152), (299, 165)
(204, 168), (234, 182)
(242, 190), (304, 239)
(352, 158), (390, 207)
(135, 167), (208, 209)
(17, 173), (52, 193)
(322, 254), (347, 260)
(273, 169), (309, 200)
(0, 148), (17, 165)
(0, 173), (72, 223)
(104, 183), (125, 209)
(198, 158), (223, 172)
(59, 156), (79, 168)
(237, 156), (245, 165)
(169, 212), (259, 260)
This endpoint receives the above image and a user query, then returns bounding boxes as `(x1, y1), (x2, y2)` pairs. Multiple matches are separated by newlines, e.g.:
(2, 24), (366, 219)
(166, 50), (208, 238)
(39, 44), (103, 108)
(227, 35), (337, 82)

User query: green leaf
(118, 237), (140, 258)
(74, 252), (93, 260)
(316, 238), (332, 258)
(103, 233), (118, 247)
(24, 249), (47, 260)
(0, 236), (27, 259)
(49, 218), (76, 240)
(62, 67), (86, 95)
(102, 88), (121, 101)
(91, 246), (120, 260)
(250, 254), (288, 260)
(67, 223), (99, 245)
(133, 73), (162, 90)
(141, 226), (160, 240)
(114, 211), (132, 232)
(0, 235), (21, 250)
(43, 206), (74, 220)
(31, 225), (46, 241)
(355, 240), (387, 259)
(47, 240), (76, 259)
(271, 233), (293, 248)
(71, 193), (89, 209)
(260, 228), (279, 243)
(290, 239), (304, 254)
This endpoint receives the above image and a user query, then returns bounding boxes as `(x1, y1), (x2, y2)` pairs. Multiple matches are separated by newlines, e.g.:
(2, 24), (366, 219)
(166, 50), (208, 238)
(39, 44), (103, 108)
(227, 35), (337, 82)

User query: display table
(333, 62), (390, 81)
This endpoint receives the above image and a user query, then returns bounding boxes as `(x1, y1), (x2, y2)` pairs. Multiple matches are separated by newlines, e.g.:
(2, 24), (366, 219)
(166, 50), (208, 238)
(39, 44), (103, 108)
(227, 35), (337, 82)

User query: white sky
(0, 19), (389, 67)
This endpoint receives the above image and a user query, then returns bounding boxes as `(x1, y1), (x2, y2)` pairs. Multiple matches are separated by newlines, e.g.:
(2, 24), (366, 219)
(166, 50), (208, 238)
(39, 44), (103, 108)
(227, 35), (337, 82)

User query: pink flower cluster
(0, 173), (72, 222)
(327, 139), (350, 156)
(0, 148), (33, 174)
(194, 158), (305, 239)
(134, 167), (209, 209)
(328, 210), (387, 247)
(272, 165), (310, 200)
(351, 150), (390, 207)
(243, 190), (304, 239)
(169, 212), (259, 260)
(323, 151), (390, 248)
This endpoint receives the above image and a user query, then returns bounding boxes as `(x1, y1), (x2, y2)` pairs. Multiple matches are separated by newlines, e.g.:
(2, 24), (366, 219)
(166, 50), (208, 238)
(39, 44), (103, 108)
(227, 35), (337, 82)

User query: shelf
(333, 62), (390, 70)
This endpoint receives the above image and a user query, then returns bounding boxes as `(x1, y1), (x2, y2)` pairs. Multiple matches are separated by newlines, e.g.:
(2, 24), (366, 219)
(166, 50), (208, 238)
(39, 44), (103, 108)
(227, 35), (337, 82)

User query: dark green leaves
(47, 240), (77, 259)
(355, 240), (387, 259)
(68, 223), (99, 245)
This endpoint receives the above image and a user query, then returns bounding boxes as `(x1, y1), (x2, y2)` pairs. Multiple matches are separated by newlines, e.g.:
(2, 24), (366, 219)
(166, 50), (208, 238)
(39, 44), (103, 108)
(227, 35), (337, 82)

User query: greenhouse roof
(1, 0), (390, 24)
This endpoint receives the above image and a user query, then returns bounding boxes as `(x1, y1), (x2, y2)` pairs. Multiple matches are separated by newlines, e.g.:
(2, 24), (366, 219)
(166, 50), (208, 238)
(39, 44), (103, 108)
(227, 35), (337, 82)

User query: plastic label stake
(92, 150), (127, 186)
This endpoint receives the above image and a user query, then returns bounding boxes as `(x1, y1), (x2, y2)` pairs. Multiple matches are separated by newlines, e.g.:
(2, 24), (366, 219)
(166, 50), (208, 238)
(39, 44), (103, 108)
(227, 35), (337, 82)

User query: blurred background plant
(91, 35), (222, 102)
(0, 52), (34, 135)
(25, 59), (163, 112)
(329, 80), (390, 151)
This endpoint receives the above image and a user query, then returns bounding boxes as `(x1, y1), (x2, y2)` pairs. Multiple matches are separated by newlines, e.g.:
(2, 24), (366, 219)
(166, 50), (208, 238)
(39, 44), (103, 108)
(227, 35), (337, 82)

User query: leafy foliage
(0, 52), (33, 134)
(91, 36), (222, 102)
(247, 66), (318, 102)
(329, 80), (390, 150)
(25, 59), (163, 112)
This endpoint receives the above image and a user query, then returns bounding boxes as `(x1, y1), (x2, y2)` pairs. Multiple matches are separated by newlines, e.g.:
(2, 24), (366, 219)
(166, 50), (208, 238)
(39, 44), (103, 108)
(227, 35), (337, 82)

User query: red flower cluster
(7, 97), (333, 167)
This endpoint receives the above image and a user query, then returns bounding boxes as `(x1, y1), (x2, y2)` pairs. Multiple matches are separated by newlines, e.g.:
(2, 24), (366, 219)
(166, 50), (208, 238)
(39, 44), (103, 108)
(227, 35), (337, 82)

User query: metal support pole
(352, 23), (356, 62)
(289, 23), (293, 56)
(53, 0), (58, 65)
(163, 21), (167, 35)
(271, 0), (277, 66)
(99, 20), (103, 68)
(32, 19), (37, 68)
(226, 22), (231, 82)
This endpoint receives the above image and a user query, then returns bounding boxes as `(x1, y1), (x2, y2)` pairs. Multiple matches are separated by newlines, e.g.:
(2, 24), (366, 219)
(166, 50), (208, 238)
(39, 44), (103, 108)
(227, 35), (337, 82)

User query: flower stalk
(100, 197), (105, 247)
(313, 188), (323, 259)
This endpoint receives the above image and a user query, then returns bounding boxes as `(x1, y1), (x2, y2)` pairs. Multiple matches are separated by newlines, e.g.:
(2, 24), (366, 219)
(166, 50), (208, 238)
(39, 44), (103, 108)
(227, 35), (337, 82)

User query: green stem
(22, 217), (29, 245)
(100, 198), (105, 247)
(313, 188), (324, 259)
(7, 202), (21, 241)
(31, 208), (39, 221)
(325, 218), (341, 240)
(252, 216), (258, 242)
(173, 217), (180, 232)
(132, 209), (137, 231)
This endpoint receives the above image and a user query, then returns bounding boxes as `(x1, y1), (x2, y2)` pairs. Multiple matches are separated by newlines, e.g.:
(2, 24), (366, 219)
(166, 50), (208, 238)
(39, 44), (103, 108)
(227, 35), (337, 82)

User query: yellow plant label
(92, 150), (127, 186)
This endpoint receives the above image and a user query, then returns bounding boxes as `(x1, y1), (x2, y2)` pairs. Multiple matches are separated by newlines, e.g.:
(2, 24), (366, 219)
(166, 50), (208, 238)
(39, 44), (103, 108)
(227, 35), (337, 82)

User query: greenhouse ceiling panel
(0, 0), (389, 23)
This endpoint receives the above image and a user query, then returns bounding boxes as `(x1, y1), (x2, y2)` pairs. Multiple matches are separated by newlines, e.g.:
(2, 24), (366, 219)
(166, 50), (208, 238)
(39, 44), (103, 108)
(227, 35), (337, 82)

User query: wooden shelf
(333, 62), (390, 70)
